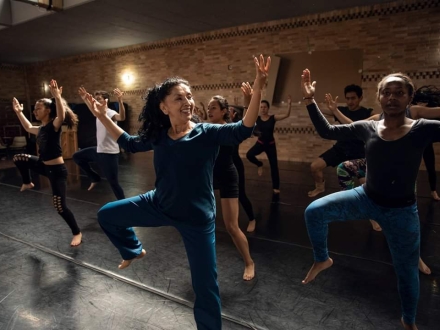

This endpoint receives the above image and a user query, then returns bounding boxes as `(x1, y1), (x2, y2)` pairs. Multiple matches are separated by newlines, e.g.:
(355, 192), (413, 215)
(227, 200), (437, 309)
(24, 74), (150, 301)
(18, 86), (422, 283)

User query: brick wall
(2, 0), (440, 166)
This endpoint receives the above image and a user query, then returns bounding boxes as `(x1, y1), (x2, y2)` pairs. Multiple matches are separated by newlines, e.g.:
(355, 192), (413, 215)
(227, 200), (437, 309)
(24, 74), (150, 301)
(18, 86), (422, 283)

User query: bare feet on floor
(246, 220), (256, 233)
(369, 220), (382, 231)
(243, 262), (255, 281)
(20, 183), (34, 192)
(118, 249), (146, 269)
(308, 181), (325, 198)
(418, 258), (431, 275)
(431, 191), (440, 201)
(257, 166), (263, 176)
(302, 258), (333, 284)
(401, 317), (418, 330)
(71, 233), (82, 247)
(88, 182), (98, 191)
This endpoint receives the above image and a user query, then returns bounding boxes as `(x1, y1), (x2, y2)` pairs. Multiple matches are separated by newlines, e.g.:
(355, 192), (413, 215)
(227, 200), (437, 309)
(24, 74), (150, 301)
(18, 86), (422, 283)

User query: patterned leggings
(336, 158), (367, 190)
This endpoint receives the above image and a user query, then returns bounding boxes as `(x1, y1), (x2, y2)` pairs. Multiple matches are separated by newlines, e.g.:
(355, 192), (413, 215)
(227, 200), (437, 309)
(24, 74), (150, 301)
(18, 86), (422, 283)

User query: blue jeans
(73, 147), (125, 200)
(98, 192), (221, 330)
(305, 186), (420, 325)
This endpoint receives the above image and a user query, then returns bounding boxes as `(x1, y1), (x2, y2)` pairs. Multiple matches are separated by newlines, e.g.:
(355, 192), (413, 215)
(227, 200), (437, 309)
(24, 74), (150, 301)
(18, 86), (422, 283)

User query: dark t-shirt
(37, 120), (62, 161)
(333, 106), (373, 157)
(256, 115), (276, 143)
(307, 103), (440, 207)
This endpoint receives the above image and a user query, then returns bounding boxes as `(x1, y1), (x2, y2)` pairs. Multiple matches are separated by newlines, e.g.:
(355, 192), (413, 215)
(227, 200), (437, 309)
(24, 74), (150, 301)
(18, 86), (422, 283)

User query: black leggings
(423, 143), (437, 191)
(13, 154), (80, 235)
(232, 153), (255, 221)
(246, 141), (280, 190)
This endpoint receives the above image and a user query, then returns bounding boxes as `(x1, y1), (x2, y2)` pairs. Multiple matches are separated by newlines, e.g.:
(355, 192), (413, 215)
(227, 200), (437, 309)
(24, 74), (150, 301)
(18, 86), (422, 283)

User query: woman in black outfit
(208, 96), (255, 280)
(245, 89), (292, 198)
(229, 105), (256, 232)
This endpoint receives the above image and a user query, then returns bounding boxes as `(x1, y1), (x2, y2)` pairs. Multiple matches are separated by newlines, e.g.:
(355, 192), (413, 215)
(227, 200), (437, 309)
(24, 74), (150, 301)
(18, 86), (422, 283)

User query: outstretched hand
(324, 93), (338, 112)
(48, 79), (62, 98)
(85, 93), (107, 118)
(78, 86), (88, 100)
(301, 69), (316, 98)
(12, 97), (23, 114)
(113, 88), (124, 100)
(253, 54), (271, 91)
(241, 82), (253, 106)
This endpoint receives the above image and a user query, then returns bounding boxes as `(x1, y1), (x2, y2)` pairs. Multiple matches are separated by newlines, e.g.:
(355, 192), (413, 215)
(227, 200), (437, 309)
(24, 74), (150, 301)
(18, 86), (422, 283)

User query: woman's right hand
(78, 86), (88, 100)
(241, 82), (253, 107)
(301, 69), (316, 98)
(253, 54), (271, 91)
(12, 97), (23, 114)
(85, 93), (107, 118)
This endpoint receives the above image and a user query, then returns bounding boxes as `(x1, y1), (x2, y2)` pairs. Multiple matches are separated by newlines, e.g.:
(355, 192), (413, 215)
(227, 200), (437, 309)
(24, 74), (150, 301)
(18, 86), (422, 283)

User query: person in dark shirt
(244, 82), (292, 199)
(301, 69), (440, 330)
(84, 55), (270, 330)
(207, 96), (255, 280)
(307, 84), (375, 198)
(229, 105), (256, 233)
(12, 80), (82, 247)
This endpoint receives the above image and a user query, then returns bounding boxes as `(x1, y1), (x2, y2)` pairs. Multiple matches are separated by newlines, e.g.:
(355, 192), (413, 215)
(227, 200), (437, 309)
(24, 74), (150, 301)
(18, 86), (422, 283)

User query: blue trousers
(73, 147), (125, 200)
(304, 186), (420, 325)
(98, 192), (221, 330)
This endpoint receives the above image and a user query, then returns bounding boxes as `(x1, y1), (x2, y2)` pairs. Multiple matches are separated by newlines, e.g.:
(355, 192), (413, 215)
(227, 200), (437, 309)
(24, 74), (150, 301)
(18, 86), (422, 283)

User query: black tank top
(213, 145), (235, 177)
(37, 120), (62, 161)
(256, 115), (276, 143)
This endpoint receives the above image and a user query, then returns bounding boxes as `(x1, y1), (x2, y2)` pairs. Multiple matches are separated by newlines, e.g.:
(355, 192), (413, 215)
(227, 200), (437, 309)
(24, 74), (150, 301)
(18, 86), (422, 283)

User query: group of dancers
(9, 55), (438, 329)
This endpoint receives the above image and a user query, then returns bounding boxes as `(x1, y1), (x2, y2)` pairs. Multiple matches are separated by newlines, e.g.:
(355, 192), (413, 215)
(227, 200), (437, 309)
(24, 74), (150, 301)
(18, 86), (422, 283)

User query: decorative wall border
(275, 127), (316, 134)
(28, 0), (439, 67)
(0, 64), (23, 71)
(362, 70), (440, 82)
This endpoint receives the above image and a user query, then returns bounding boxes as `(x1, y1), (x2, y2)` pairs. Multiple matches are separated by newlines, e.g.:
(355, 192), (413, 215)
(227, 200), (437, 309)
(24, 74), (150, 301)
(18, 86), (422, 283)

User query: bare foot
(273, 189), (280, 194)
(88, 182), (98, 191)
(118, 249), (146, 269)
(418, 258), (431, 275)
(20, 183), (34, 192)
(257, 166), (263, 176)
(431, 191), (440, 201)
(71, 233), (82, 247)
(246, 220), (256, 233)
(243, 262), (255, 281)
(302, 258), (333, 284)
(401, 317), (418, 330)
(369, 220), (382, 231)
(308, 181), (325, 198)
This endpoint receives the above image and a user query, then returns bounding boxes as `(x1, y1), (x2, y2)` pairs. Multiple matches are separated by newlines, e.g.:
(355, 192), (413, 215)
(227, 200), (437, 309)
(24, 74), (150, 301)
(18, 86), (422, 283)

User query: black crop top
(37, 120), (62, 161)
(307, 102), (440, 207)
(256, 115), (276, 143)
(213, 145), (235, 178)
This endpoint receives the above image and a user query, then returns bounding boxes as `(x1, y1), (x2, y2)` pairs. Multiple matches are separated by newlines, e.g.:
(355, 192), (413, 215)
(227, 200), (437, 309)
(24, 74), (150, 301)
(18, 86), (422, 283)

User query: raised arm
(410, 105), (440, 120)
(12, 98), (39, 135)
(325, 93), (381, 123)
(49, 80), (65, 130)
(112, 88), (126, 121)
(274, 95), (292, 121)
(78, 86), (94, 114)
(242, 55), (271, 127)
(301, 69), (360, 140)
(85, 94), (152, 153)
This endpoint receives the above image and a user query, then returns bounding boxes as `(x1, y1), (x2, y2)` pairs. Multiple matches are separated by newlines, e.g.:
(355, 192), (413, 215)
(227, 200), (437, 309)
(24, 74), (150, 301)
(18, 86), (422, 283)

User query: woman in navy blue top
(85, 55), (270, 330)
(301, 69), (440, 330)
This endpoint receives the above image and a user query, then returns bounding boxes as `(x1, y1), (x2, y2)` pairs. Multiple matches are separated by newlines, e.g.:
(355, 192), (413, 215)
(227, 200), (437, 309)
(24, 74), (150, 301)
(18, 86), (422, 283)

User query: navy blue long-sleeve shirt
(307, 102), (440, 207)
(117, 121), (254, 224)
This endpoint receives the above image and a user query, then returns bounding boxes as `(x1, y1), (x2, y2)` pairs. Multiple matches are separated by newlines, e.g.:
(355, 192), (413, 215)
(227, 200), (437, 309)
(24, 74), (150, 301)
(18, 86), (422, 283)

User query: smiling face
(159, 84), (195, 125)
(378, 77), (412, 116)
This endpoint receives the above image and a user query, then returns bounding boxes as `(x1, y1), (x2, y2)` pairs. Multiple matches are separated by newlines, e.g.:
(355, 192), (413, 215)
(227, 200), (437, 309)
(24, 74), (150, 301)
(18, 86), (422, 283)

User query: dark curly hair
(138, 77), (190, 142)
(37, 97), (78, 129)
(412, 85), (440, 107)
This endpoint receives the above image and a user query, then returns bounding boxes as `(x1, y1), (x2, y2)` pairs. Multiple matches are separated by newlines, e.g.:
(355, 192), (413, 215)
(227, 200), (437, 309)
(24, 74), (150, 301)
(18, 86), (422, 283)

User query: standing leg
(72, 147), (101, 191)
(265, 143), (280, 193)
(97, 153), (125, 200)
(246, 142), (264, 176)
(234, 155), (256, 232)
(375, 205), (420, 328)
(176, 221), (222, 330)
(422, 143), (439, 200)
(46, 164), (82, 246)
(221, 198), (255, 280)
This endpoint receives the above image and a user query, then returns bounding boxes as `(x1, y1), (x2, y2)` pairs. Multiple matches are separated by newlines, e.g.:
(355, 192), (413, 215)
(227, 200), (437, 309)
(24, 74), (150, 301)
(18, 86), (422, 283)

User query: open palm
(301, 69), (316, 98)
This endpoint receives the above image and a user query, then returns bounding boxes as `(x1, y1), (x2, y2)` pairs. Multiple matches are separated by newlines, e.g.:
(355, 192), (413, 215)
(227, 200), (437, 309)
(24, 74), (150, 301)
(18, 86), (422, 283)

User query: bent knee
(310, 159), (326, 172)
